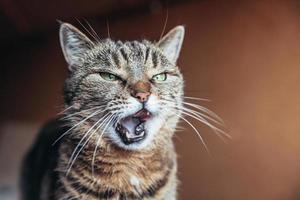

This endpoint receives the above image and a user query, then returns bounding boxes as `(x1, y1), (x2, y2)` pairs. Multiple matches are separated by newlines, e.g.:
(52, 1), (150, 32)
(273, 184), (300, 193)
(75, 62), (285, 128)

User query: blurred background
(1, 0), (300, 199)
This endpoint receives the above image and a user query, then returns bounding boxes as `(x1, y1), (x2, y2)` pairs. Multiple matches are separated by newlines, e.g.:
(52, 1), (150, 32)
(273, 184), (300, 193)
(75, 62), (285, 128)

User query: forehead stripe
(112, 53), (121, 68)
(119, 48), (129, 61)
(144, 47), (151, 64)
(152, 51), (159, 68)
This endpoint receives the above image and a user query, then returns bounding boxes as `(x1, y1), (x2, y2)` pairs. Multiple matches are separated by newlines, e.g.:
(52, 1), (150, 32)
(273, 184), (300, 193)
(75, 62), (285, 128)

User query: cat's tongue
(120, 117), (140, 135)
(116, 109), (151, 145)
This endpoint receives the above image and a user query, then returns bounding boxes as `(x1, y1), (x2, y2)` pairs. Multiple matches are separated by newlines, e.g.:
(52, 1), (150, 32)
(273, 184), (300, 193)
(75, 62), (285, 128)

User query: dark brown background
(1, 1), (300, 199)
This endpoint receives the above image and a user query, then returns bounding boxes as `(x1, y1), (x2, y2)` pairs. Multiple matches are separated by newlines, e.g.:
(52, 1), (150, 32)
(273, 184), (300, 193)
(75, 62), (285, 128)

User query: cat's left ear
(157, 25), (185, 64)
(59, 22), (94, 70)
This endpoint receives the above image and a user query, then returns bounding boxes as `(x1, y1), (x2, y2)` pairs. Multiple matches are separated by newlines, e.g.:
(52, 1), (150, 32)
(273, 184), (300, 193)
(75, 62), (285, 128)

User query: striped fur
(55, 127), (177, 200)
(21, 23), (185, 200)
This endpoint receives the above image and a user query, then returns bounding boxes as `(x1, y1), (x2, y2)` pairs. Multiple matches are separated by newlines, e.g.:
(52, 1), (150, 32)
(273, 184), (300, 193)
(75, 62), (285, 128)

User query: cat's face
(60, 23), (185, 150)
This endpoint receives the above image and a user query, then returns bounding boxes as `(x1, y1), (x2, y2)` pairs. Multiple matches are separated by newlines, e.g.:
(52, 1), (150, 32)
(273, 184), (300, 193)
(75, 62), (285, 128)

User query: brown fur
(55, 125), (177, 200)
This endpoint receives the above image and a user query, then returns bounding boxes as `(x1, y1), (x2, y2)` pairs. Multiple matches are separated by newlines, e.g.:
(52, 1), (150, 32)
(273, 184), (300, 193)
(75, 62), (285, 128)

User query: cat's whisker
(183, 107), (224, 126)
(84, 19), (101, 42)
(175, 105), (226, 131)
(165, 101), (224, 126)
(184, 109), (230, 140)
(164, 96), (224, 125)
(160, 99), (224, 126)
(66, 113), (111, 175)
(66, 112), (109, 160)
(106, 19), (110, 38)
(174, 106), (228, 141)
(57, 105), (74, 115)
(76, 19), (100, 43)
(177, 109), (229, 143)
(183, 96), (211, 102)
(182, 101), (224, 125)
(52, 109), (106, 145)
(173, 132), (183, 142)
(161, 99), (231, 142)
(159, 8), (169, 41)
(171, 111), (210, 154)
(91, 114), (118, 178)
(175, 125), (186, 132)
(178, 108), (228, 140)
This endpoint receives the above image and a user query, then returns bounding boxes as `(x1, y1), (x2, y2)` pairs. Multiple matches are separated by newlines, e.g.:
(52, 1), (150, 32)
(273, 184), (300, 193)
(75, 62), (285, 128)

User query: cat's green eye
(100, 72), (119, 81)
(152, 73), (167, 82)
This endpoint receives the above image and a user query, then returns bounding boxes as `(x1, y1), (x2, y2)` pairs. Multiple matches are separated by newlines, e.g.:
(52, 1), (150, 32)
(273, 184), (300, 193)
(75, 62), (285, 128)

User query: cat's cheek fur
(145, 94), (160, 114)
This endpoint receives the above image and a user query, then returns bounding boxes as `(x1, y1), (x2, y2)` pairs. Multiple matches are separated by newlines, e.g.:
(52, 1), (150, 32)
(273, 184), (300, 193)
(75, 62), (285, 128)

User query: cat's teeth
(135, 123), (145, 136)
(116, 116), (147, 144)
(116, 123), (122, 131)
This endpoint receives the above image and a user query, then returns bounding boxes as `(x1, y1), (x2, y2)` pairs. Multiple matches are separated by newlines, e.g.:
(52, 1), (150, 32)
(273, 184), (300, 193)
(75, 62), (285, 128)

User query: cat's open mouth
(115, 109), (152, 145)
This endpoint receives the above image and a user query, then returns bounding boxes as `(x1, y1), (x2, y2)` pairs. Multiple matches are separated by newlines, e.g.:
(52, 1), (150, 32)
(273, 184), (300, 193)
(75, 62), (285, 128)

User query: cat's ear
(59, 22), (94, 69)
(157, 25), (185, 64)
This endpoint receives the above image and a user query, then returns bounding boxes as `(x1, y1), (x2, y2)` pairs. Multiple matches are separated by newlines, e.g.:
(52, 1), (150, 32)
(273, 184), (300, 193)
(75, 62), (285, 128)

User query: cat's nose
(130, 81), (151, 103)
(133, 92), (150, 102)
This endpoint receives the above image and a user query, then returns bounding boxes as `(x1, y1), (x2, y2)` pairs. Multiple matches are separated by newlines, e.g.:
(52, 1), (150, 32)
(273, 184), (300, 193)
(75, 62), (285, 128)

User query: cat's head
(60, 22), (185, 150)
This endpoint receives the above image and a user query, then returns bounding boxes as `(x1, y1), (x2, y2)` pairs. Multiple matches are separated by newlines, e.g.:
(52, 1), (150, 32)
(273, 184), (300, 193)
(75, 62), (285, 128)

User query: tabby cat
(21, 22), (185, 200)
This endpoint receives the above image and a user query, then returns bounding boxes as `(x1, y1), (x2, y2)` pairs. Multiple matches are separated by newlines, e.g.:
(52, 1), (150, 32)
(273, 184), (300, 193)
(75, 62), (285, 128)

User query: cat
(21, 22), (185, 200)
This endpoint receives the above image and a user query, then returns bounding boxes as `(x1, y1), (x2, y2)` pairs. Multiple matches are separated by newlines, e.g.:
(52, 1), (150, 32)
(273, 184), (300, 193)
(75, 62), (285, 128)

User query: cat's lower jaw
(55, 135), (178, 200)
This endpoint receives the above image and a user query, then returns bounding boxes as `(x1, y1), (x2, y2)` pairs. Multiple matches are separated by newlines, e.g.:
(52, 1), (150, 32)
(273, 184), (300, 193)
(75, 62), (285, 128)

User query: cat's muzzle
(115, 109), (151, 145)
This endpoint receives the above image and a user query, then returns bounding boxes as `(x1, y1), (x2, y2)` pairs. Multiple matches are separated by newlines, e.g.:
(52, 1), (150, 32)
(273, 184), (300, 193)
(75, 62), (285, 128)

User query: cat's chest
(57, 139), (174, 199)
(90, 154), (169, 191)
(57, 157), (172, 200)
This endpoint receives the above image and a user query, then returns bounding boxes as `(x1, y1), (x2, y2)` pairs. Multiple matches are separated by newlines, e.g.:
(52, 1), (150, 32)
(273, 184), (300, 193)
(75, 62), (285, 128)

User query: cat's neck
(58, 125), (175, 175)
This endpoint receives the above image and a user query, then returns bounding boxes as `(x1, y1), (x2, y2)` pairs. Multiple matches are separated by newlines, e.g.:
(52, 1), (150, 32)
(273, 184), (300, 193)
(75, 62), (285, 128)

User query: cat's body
(21, 23), (185, 200)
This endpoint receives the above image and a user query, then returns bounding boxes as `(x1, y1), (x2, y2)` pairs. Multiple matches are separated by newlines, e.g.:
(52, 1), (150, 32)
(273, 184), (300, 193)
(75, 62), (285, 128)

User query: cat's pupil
(109, 74), (114, 79)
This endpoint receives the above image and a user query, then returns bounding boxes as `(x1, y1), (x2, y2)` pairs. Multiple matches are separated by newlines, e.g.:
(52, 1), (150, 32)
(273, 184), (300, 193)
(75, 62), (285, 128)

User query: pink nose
(130, 81), (151, 103)
(134, 92), (150, 103)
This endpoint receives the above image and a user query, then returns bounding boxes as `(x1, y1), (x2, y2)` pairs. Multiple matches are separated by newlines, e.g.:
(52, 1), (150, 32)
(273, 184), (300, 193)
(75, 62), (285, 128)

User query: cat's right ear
(59, 22), (94, 70)
(157, 25), (185, 64)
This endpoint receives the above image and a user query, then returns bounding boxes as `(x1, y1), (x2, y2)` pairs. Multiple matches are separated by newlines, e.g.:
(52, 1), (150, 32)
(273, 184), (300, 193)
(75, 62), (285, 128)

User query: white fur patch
(130, 176), (140, 186)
